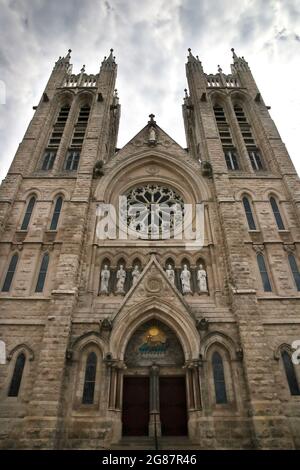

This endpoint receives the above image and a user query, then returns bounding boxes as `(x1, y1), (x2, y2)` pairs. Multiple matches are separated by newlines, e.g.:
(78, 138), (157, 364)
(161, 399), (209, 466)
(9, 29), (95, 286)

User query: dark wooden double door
(122, 376), (187, 436)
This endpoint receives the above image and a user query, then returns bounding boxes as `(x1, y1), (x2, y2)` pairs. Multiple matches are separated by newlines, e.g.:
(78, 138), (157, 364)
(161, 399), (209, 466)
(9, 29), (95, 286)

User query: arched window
(8, 352), (26, 397)
(21, 196), (36, 230)
(64, 105), (90, 171)
(2, 253), (18, 292)
(257, 253), (272, 292)
(234, 104), (264, 171)
(82, 352), (97, 404)
(288, 254), (300, 291)
(281, 350), (300, 396)
(50, 196), (63, 231)
(242, 196), (256, 230)
(41, 105), (71, 171)
(212, 351), (228, 404)
(213, 105), (239, 170)
(35, 253), (49, 292)
(270, 197), (285, 230)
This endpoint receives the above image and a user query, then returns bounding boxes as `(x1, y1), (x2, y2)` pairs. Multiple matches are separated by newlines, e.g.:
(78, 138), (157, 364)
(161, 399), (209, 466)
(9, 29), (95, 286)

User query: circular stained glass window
(120, 184), (184, 239)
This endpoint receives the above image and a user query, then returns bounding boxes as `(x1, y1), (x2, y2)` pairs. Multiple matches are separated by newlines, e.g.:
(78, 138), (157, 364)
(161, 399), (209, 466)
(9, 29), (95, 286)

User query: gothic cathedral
(0, 48), (300, 450)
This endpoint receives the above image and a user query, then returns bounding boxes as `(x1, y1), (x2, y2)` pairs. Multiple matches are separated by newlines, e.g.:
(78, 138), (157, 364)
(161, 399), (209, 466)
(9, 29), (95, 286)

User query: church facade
(0, 48), (300, 450)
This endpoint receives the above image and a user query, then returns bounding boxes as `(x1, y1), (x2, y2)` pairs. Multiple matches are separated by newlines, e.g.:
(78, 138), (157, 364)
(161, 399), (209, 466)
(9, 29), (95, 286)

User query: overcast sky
(0, 0), (300, 182)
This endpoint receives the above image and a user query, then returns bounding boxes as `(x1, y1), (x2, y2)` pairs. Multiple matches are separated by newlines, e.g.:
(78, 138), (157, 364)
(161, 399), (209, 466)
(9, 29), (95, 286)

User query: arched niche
(124, 320), (184, 368)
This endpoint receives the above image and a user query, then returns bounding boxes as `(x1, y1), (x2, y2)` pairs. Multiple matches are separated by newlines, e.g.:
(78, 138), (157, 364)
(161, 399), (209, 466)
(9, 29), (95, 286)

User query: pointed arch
(21, 195), (36, 230)
(110, 298), (200, 362)
(8, 352), (26, 397)
(50, 195), (63, 230)
(1, 252), (19, 292)
(212, 351), (228, 404)
(35, 252), (50, 292)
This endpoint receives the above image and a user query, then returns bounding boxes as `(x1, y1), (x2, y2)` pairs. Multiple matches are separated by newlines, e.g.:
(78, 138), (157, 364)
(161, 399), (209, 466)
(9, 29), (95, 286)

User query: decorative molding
(283, 244), (296, 254)
(252, 244), (264, 254)
(7, 343), (34, 362)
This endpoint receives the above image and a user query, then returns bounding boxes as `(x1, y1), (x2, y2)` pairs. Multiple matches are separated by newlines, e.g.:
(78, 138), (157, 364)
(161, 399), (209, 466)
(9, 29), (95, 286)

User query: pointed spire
(187, 48), (197, 62)
(231, 47), (249, 71)
(218, 65), (223, 73)
(231, 47), (238, 62)
(55, 49), (72, 70)
(101, 48), (117, 68)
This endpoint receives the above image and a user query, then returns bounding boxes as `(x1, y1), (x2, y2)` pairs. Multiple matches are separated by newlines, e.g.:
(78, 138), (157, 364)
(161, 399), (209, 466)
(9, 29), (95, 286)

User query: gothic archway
(119, 319), (196, 438)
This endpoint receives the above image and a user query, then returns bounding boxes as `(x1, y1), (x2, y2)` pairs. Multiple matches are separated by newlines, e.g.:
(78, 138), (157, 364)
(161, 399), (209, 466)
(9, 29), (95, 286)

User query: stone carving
(100, 265), (110, 294)
(196, 318), (209, 331)
(166, 264), (175, 285)
(149, 126), (156, 142)
(116, 265), (126, 294)
(197, 264), (208, 292)
(132, 265), (141, 286)
(180, 265), (192, 294)
(146, 276), (161, 293)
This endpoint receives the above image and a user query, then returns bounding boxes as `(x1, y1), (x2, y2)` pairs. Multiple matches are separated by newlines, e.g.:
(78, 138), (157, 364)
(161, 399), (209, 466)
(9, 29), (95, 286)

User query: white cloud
(0, 0), (299, 182)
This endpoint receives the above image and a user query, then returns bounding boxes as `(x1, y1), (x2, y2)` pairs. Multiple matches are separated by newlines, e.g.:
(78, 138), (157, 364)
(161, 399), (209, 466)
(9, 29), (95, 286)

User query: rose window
(121, 184), (184, 239)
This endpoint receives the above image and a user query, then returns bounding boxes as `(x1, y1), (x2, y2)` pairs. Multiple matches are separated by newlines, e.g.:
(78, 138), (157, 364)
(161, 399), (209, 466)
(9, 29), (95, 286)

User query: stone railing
(206, 74), (240, 88)
(63, 74), (98, 88)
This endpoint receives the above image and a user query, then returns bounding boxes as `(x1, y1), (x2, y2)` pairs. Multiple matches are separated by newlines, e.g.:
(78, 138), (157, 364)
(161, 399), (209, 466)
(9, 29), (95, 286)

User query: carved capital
(283, 244), (295, 254)
(252, 244), (264, 254)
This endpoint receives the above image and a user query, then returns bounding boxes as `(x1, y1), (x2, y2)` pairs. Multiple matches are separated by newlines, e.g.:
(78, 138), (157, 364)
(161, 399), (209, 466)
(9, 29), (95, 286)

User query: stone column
(185, 361), (202, 410)
(149, 364), (161, 437)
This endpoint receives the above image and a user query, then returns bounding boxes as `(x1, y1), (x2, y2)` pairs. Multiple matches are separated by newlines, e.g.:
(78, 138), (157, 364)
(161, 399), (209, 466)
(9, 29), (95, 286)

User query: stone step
(110, 436), (200, 450)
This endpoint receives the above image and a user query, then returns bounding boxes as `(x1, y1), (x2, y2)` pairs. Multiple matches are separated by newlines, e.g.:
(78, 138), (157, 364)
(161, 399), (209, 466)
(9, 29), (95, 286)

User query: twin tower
(0, 48), (300, 449)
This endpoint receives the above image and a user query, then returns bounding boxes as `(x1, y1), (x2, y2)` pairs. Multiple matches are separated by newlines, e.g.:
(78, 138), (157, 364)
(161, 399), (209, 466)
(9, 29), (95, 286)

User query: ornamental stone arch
(109, 298), (200, 362)
(94, 151), (211, 205)
(70, 331), (109, 361)
(200, 331), (240, 361)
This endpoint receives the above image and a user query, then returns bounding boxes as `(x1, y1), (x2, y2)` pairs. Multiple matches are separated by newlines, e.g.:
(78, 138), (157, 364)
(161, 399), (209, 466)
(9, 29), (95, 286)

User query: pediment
(112, 123), (188, 160)
(113, 255), (194, 322)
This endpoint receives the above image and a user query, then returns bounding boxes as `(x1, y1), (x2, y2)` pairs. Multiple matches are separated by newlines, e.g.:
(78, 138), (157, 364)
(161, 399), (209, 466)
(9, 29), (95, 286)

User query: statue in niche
(100, 265), (110, 294)
(180, 264), (192, 294)
(166, 264), (175, 285)
(116, 264), (126, 294)
(197, 264), (208, 293)
(149, 126), (156, 143)
(132, 265), (141, 286)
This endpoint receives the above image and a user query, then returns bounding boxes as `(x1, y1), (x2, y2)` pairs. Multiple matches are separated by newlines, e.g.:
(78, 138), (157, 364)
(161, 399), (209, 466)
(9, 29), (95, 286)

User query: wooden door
(159, 377), (187, 436)
(122, 377), (150, 436)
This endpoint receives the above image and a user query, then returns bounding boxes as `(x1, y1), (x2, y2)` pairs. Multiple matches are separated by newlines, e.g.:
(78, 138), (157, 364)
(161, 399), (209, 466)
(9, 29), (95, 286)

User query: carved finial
(184, 88), (188, 98)
(231, 47), (238, 60)
(149, 113), (155, 123)
(218, 64), (223, 73)
(80, 64), (85, 73)
(188, 48), (191, 53)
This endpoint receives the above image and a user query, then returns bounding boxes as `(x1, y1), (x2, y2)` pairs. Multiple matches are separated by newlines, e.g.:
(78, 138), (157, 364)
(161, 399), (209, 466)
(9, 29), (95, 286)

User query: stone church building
(0, 48), (300, 450)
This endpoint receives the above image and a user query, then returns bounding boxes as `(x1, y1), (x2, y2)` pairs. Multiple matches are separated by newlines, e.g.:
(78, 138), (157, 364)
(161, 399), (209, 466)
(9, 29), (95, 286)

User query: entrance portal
(122, 320), (188, 437)
(122, 377), (150, 436)
(159, 377), (187, 436)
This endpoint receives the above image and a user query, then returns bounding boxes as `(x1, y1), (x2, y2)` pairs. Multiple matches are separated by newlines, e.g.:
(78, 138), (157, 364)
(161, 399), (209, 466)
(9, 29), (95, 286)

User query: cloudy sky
(0, 0), (300, 182)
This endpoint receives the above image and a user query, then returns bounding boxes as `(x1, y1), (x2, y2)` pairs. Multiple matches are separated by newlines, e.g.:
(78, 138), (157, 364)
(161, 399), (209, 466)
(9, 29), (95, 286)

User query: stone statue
(100, 265), (110, 294)
(166, 264), (175, 285)
(149, 126), (156, 142)
(116, 264), (126, 294)
(132, 265), (141, 286)
(180, 264), (192, 294)
(197, 264), (208, 293)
